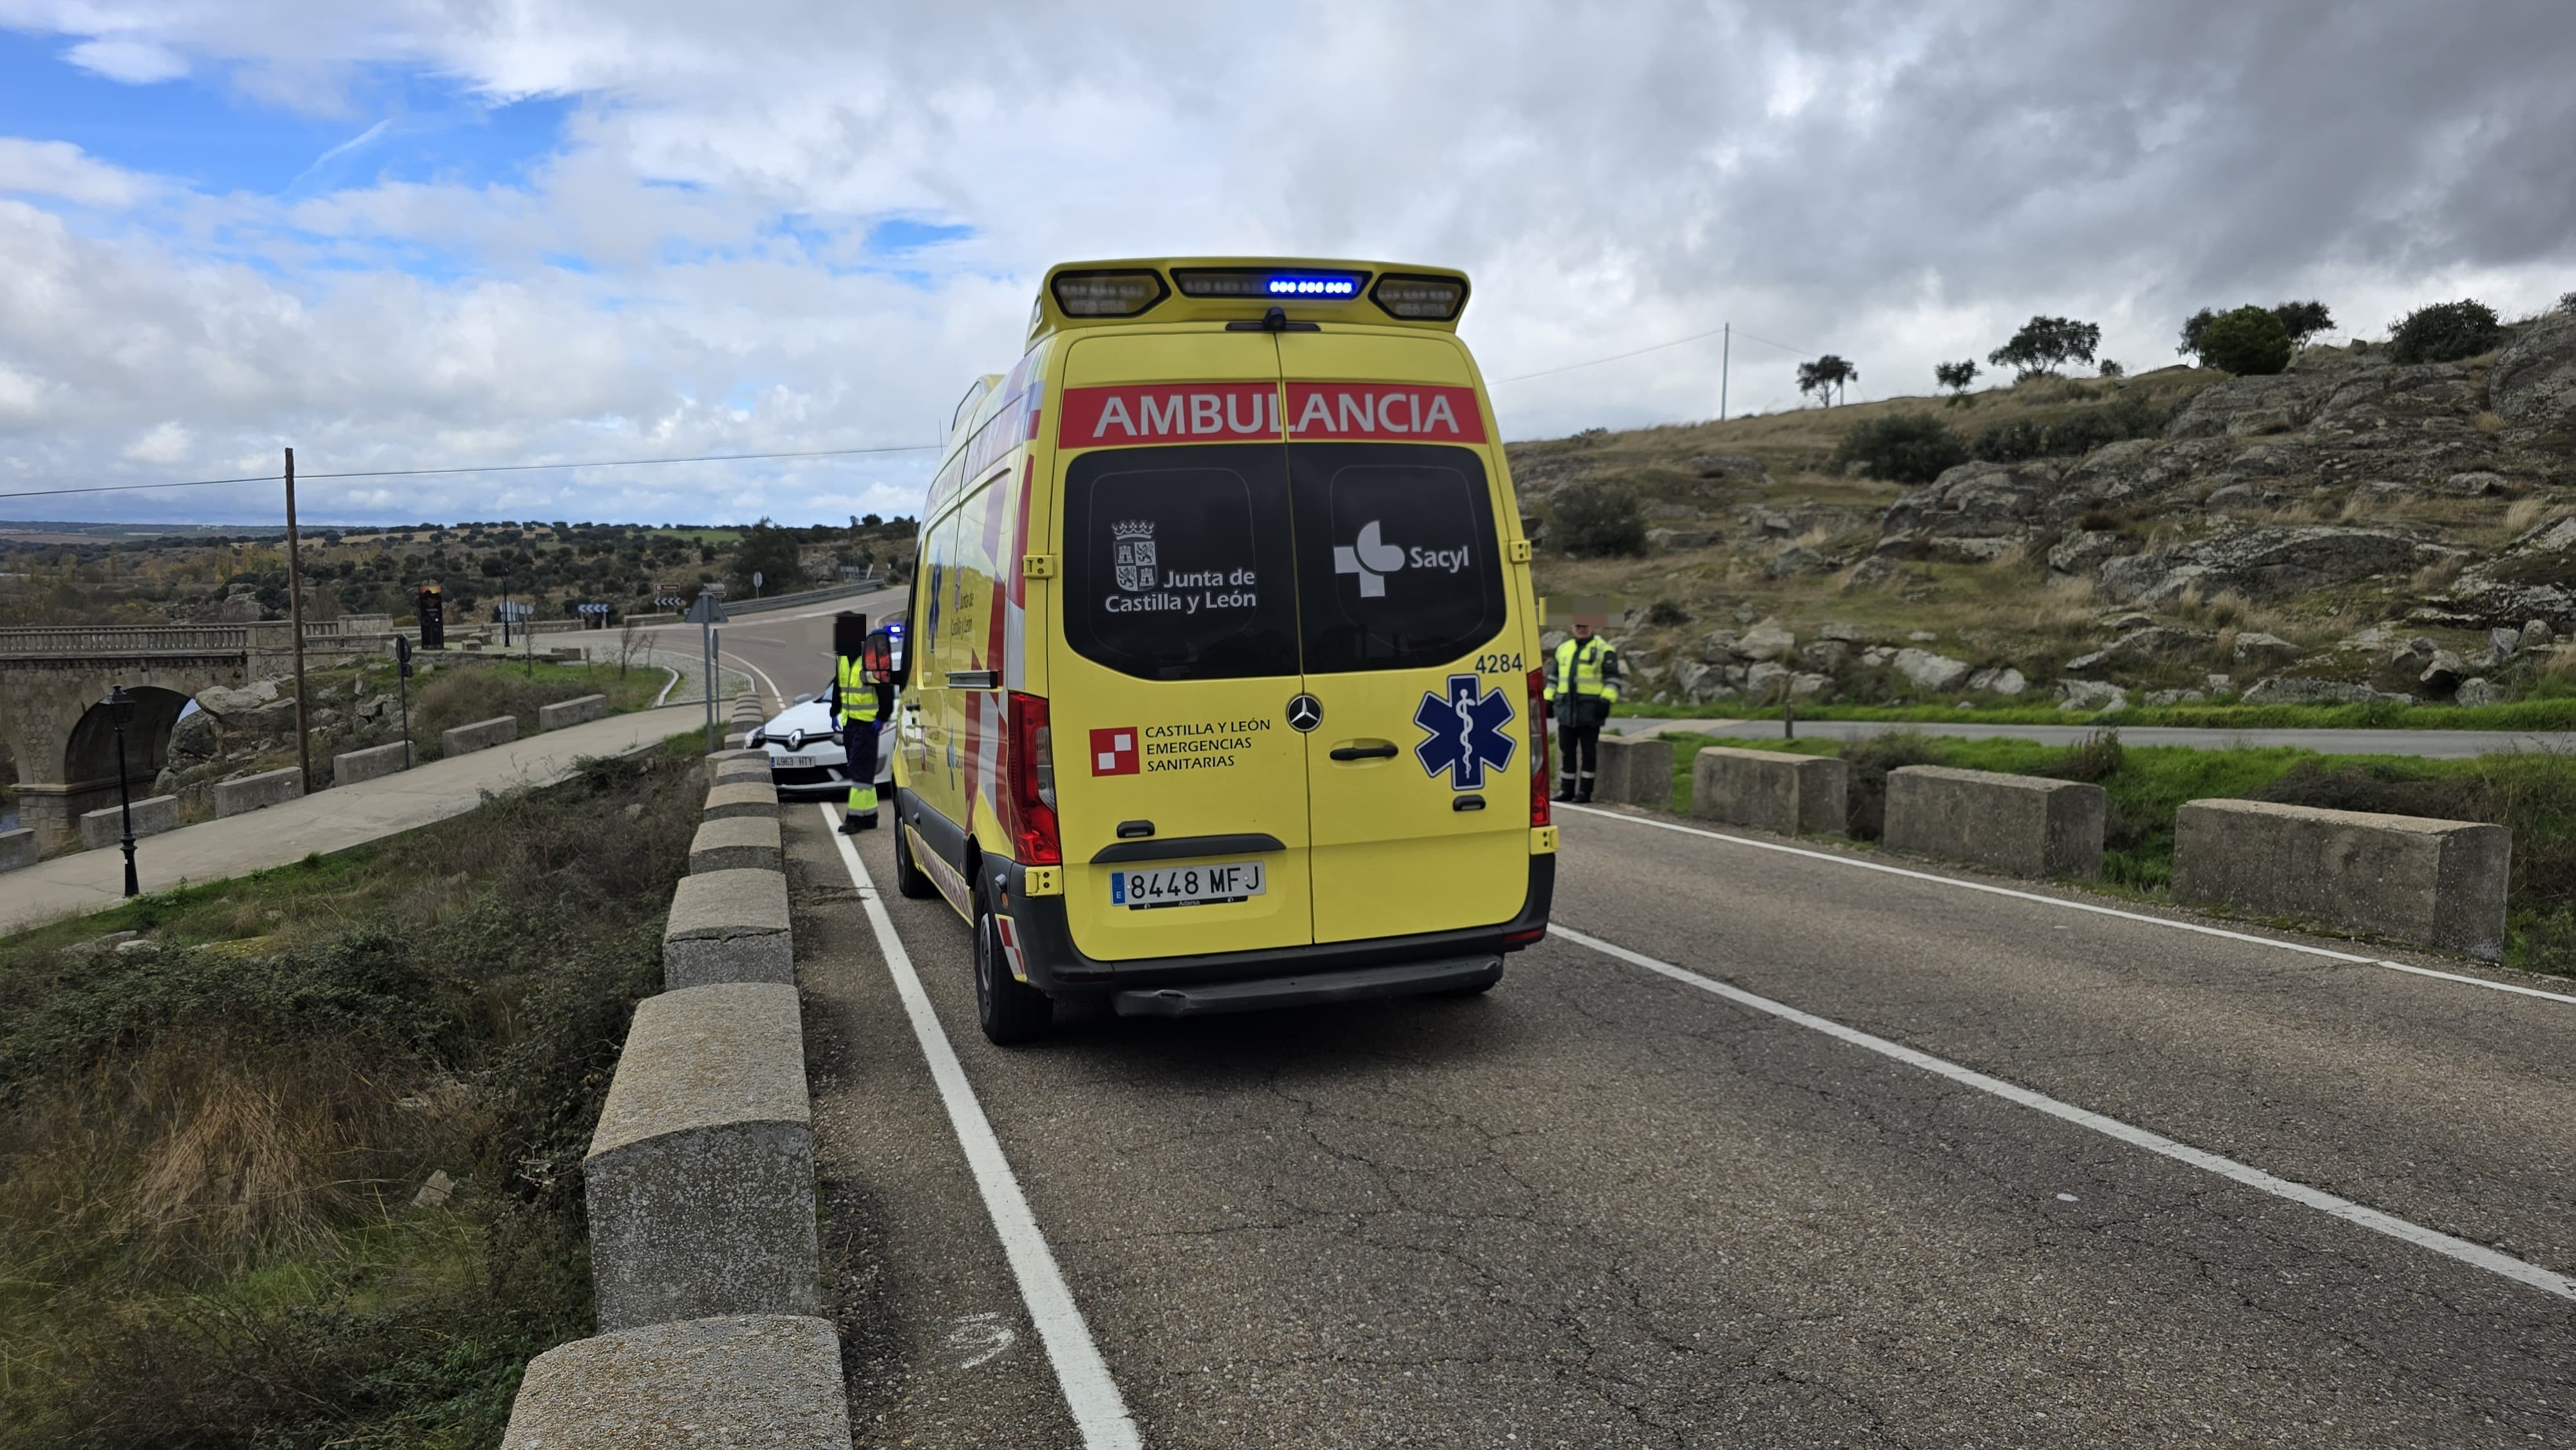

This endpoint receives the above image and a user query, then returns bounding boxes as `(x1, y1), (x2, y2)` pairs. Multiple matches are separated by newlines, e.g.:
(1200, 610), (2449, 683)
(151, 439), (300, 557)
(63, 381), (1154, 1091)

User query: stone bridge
(0, 616), (395, 845)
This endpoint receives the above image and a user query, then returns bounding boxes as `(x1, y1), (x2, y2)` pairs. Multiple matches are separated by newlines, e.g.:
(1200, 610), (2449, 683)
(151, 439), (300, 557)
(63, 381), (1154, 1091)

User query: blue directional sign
(1412, 673), (1517, 791)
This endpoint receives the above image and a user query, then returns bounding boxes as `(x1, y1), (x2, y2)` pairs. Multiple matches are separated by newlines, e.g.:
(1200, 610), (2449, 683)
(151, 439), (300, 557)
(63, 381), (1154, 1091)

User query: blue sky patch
(0, 30), (574, 197)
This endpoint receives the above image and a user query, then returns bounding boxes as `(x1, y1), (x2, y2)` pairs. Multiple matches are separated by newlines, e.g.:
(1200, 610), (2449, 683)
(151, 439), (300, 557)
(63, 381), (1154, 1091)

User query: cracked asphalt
(782, 800), (2576, 1448)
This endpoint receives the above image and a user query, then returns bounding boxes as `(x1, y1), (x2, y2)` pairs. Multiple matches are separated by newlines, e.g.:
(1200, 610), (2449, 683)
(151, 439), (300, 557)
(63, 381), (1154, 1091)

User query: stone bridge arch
(1, 657), (252, 846)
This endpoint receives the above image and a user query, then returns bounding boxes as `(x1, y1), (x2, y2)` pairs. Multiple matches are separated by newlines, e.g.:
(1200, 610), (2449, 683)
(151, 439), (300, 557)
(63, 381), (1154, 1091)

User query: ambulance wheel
(974, 901), (1052, 1046)
(891, 816), (936, 900)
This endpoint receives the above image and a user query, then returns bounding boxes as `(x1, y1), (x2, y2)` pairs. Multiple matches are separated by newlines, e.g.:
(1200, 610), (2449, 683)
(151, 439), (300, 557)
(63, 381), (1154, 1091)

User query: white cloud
(61, 35), (187, 83)
(122, 420), (191, 463)
(0, 1), (2571, 524)
(0, 138), (155, 209)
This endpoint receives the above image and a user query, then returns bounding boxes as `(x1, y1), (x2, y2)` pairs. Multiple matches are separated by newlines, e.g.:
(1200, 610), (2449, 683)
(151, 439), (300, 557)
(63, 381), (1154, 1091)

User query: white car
(750, 686), (894, 801)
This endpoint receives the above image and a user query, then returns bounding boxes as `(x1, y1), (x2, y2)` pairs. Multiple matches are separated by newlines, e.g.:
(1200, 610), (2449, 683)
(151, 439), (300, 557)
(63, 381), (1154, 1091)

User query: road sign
(495, 601), (535, 621)
(684, 591), (729, 626)
(654, 596), (686, 609)
(576, 602), (611, 616)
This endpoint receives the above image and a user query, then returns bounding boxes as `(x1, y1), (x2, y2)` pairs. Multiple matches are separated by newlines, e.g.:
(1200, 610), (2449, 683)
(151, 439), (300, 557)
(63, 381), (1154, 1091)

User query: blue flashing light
(1267, 276), (1358, 296)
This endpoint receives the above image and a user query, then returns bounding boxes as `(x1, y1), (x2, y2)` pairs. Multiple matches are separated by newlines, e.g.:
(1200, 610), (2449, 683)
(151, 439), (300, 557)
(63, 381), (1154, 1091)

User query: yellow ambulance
(889, 258), (1555, 1043)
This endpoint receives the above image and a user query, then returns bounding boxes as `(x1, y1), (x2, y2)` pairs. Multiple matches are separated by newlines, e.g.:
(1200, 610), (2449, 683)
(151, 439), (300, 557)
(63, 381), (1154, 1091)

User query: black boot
(854, 813), (878, 831)
(839, 815), (867, 835)
(1555, 784), (1576, 803)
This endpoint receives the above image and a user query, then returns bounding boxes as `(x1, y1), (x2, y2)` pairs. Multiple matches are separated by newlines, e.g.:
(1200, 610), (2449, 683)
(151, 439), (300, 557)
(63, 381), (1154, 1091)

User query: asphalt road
(777, 795), (2576, 1447)
(1619, 716), (2576, 759)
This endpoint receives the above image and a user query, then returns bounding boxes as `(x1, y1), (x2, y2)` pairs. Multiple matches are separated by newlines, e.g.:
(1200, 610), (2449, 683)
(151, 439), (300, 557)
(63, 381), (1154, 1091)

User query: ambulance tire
(974, 899), (1053, 1046)
(891, 816), (936, 900)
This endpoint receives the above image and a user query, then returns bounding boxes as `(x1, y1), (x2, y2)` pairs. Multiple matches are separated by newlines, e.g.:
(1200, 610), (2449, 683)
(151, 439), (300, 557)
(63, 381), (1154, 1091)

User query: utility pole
(284, 447), (313, 793)
(1719, 323), (1730, 422)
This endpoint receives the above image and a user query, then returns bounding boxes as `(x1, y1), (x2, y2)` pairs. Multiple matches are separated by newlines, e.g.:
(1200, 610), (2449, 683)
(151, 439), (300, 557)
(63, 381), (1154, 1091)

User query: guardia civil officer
(831, 611), (888, 833)
(1542, 617), (1623, 802)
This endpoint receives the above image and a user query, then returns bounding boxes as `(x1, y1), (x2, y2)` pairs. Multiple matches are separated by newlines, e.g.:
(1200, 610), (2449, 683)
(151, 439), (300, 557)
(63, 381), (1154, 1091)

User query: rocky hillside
(1513, 306), (2576, 713)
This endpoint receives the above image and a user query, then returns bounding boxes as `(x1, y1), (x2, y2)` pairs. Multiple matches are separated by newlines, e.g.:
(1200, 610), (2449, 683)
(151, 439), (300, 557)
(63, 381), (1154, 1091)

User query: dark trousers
(843, 719), (880, 820)
(1558, 724), (1600, 798)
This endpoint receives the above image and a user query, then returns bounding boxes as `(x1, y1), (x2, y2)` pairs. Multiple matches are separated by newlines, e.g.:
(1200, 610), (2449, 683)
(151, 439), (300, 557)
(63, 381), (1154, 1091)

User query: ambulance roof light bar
(1050, 269), (1169, 318)
(1172, 267), (1370, 300)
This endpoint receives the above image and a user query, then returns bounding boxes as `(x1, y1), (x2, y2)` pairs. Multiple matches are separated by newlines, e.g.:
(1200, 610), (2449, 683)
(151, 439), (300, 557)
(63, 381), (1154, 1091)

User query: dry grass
(0, 740), (700, 1444)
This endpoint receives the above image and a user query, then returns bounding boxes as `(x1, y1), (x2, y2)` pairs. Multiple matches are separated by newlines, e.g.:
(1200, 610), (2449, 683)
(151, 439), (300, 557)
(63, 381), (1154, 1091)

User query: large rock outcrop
(2492, 310), (2576, 433)
(1880, 460), (2076, 560)
(2096, 525), (2446, 605)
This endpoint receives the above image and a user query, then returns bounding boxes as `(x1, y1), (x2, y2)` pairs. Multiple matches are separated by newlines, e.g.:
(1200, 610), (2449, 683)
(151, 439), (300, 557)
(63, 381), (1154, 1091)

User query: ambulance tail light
(1050, 270), (1169, 318)
(1526, 666), (1551, 828)
(1003, 692), (1063, 866)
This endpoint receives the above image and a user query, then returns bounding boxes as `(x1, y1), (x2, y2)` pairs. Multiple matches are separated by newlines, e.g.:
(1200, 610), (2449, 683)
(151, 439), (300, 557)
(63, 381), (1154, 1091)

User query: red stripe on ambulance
(1058, 383), (1279, 447)
(1056, 382), (1488, 447)
(1284, 383), (1484, 442)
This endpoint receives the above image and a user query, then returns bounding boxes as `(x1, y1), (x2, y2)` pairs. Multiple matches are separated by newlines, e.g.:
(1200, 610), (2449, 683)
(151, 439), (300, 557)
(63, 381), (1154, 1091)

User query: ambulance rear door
(1279, 330), (1533, 943)
(1047, 330), (1315, 961)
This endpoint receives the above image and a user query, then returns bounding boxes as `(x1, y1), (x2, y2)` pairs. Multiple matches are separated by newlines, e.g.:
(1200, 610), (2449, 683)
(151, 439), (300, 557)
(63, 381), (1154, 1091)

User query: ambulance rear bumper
(1109, 957), (1501, 1017)
(999, 854), (1553, 1003)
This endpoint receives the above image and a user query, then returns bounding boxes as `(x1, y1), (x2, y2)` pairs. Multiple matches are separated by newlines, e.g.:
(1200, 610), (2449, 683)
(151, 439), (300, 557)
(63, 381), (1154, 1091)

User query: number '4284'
(1473, 651), (1524, 675)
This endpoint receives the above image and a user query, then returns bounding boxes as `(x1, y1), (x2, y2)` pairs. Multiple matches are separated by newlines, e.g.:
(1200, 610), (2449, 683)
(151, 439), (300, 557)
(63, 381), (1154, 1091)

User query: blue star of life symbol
(1412, 673), (1517, 790)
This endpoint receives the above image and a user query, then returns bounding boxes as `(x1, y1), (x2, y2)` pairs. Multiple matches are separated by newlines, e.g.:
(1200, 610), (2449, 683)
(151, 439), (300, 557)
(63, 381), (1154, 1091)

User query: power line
(5, 324), (1832, 502)
(0, 442), (942, 501)
(1492, 321), (1819, 386)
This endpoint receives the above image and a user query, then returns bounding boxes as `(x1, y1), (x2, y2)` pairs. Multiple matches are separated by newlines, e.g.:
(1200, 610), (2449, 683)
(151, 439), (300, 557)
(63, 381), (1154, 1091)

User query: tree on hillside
(1987, 315), (2101, 379)
(1933, 359), (1980, 406)
(725, 518), (808, 600)
(2271, 299), (2334, 349)
(1797, 354), (1858, 406)
(2193, 305), (2291, 375)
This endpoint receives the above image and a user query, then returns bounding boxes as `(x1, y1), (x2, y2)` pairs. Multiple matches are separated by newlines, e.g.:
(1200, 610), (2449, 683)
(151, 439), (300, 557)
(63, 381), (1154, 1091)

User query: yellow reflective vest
(1543, 636), (1622, 708)
(834, 655), (882, 724)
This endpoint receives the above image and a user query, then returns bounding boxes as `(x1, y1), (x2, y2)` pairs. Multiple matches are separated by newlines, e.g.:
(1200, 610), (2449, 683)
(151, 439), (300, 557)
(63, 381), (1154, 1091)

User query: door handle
(1329, 742), (1399, 762)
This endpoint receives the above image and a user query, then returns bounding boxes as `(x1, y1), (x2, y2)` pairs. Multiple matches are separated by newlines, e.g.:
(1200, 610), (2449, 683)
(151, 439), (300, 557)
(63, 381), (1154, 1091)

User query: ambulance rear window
(1291, 444), (1506, 673)
(1063, 445), (1299, 681)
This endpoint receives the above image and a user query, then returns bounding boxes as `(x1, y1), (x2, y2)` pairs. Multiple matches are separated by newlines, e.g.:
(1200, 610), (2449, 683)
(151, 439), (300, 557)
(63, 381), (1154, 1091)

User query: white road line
(820, 806), (1143, 1449)
(729, 650), (783, 711)
(1550, 922), (2576, 1303)
(1560, 803), (2576, 1008)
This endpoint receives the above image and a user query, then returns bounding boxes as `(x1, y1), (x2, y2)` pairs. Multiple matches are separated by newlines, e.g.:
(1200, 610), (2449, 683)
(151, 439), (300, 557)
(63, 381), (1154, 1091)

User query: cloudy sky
(1, 1), (2570, 527)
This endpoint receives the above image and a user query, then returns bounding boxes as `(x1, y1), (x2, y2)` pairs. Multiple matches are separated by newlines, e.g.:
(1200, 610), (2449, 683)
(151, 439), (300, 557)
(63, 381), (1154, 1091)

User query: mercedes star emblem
(1285, 693), (1323, 733)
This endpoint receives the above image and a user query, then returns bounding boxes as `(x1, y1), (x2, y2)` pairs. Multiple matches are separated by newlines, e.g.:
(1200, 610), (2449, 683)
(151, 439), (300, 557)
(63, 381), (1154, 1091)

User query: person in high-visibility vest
(831, 611), (887, 833)
(1542, 618), (1623, 803)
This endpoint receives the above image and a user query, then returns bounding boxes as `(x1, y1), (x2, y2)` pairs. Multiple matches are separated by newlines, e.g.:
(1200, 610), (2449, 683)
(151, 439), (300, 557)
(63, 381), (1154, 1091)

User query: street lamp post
(102, 684), (138, 898)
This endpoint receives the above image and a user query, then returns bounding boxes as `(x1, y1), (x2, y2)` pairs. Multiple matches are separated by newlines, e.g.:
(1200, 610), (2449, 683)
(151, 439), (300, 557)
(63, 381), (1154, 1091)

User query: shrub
(2195, 305), (2292, 375)
(2561, 290), (2576, 315)
(2389, 299), (2503, 364)
(1548, 481), (1647, 558)
(1832, 412), (1969, 484)
(1935, 360), (1980, 402)
(1971, 419), (2045, 463)
(2043, 410), (2121, 456)
(2097, 359), (2124, 379)
(1645, 598), (1691, 627)
(1839, 731), (1942, 838)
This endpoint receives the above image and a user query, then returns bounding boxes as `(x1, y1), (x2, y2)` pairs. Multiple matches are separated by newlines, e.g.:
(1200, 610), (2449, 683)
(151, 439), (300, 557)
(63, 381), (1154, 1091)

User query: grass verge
(1659, 731), (2576, 978)
(0, 739), (703, 1447)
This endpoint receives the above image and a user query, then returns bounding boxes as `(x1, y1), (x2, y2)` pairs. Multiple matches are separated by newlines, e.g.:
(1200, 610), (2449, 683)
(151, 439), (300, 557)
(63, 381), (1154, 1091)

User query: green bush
(1837, 731), (1942, 838)
(1548, 480), (1647, 558)
(1971, 419), (2045, 463)
(1832, 412), (1969, 484)
(2389, 299), (2503, 364)
(2196, 305), (2292, 375)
